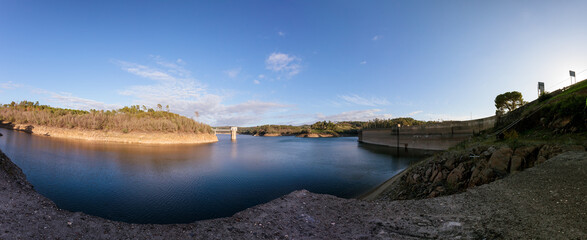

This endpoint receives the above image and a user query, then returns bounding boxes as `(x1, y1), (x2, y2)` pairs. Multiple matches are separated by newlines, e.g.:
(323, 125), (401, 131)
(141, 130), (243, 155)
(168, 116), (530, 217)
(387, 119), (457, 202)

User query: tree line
(0, 101), (213, 134)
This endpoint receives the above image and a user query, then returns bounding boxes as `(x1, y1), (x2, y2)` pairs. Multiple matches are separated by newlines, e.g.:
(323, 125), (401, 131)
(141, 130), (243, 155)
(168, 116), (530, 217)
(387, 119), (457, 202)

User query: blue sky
(1, 0), (587, 126)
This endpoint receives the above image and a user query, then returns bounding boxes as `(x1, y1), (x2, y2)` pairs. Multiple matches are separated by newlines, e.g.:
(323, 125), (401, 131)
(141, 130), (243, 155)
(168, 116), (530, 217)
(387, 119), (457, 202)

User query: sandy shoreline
(0, 122), (218, 144)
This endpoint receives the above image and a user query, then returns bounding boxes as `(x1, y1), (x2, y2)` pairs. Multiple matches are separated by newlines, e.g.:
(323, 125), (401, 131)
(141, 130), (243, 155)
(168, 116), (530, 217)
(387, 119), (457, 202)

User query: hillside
(0, 101), (217, 144)
(367, 79), (587, 201)
(238, 121), (364, 137)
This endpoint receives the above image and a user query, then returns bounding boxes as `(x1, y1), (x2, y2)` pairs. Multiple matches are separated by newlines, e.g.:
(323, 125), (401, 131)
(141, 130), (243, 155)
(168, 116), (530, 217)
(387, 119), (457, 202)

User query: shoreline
(0, 121), (218, 145)
(1, 147), (585, 238)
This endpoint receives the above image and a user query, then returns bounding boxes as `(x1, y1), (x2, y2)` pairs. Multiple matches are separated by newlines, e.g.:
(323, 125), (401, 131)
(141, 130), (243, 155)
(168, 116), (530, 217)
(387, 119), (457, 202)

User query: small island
(0, 101), (217, 144)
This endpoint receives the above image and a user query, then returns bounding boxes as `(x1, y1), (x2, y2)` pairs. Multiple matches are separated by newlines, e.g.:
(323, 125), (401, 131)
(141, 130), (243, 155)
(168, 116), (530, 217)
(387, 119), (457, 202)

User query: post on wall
(538, 82), (545, 97)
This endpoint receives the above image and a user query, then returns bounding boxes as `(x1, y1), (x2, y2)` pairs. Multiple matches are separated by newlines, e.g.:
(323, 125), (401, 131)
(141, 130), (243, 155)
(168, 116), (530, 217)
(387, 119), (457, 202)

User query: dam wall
(359, 116), (496, 151)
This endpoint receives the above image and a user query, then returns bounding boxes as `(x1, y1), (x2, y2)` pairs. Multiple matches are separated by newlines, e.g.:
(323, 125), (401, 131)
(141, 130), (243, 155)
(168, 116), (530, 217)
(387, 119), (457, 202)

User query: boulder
(447, 163), (466, 185)
(481, 146), (497, 158)
(424, 167), (432, 181)
(489, 147), (513, 173)
(432, 170), (444, 184)
(469, 168), (494, 187)
(536, 145), (563, 165)
(444, 157), (456, 171)
(510, 146), (539, 173)
(429, 166), (439, 182)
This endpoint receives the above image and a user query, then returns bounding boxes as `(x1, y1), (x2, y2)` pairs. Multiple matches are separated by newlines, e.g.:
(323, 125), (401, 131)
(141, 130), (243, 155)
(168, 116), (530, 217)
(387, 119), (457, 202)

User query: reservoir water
(0, 129), (434, 224)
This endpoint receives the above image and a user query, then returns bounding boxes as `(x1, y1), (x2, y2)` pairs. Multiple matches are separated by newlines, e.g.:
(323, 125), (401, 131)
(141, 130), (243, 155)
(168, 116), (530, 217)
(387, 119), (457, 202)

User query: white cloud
(372, 35), (382, 41)
(224, 68), (241, 78)
(47, 92), (121, 110)
(258, 74), (265, 79)
(265, 52), (302, 77)
(115, 60), (176, 82)
(360, 61), (367, 65)
(0, 81), (22, 89)
(278, 31), (285, 37)
(338, 94), (390, 106)
(317, 109), (392, 122)
(253, 79), (260, 84)
(408, 110), (423, 116)
(115, 58), (292, 126)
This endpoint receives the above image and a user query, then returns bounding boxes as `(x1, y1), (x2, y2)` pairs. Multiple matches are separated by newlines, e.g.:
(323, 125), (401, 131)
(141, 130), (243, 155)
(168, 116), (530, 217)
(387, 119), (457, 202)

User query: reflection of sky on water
(0, 129), (435, 224)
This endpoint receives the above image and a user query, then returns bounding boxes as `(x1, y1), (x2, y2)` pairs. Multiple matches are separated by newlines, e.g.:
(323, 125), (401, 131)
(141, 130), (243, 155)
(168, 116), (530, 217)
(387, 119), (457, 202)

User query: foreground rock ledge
(1, 150), (586, 239)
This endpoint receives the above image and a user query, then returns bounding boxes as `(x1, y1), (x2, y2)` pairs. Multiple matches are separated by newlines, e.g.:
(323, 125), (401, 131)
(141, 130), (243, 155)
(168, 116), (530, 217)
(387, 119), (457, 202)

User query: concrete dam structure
(359, 116), (496, 151)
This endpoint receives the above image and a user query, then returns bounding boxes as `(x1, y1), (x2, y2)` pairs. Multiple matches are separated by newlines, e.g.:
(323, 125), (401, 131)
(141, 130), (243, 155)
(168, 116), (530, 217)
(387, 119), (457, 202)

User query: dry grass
(0, 101), (213, 134)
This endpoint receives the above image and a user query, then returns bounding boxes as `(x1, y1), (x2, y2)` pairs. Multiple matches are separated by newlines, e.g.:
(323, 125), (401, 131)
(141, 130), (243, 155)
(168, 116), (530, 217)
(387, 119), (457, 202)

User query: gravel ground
(1, 150), (586, 239)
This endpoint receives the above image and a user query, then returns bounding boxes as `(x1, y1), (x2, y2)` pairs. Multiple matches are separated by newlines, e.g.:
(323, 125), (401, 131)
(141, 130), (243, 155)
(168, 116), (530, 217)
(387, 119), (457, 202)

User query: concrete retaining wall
(359, 116), (496, 151)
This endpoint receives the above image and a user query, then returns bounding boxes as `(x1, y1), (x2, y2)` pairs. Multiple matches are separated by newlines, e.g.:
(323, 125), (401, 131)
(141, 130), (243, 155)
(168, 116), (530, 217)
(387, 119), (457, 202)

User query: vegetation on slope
(362, 117), (429, 129)
(238, 121), (364, 136)
(0, 101), (213, 134)
(376, 79), (587, 201)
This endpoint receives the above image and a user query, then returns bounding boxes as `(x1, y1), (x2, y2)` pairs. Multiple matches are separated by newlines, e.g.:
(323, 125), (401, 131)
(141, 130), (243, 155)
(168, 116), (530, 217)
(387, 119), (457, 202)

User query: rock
(536, 145), (563, 165)
(469, 160), (494, 187)
(425, 167), (432, 181)
(483, 146), (497, 157)
(489, 147), (513, 173)
(427, 186), (446, 198)
(510, 146), (539, 173)
(561, 145), (585, 152)
(432, 170), (444, 184)
(429, 166), (439, 182)
(447, 163), (466, 185)
(549, 116), (572, 129)
(444, 157), (456, 170)
(475, 168), (494, 186)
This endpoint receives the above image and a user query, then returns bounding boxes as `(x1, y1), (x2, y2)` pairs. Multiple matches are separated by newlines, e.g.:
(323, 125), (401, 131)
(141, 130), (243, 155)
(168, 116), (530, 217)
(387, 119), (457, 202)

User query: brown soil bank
(0, 122), (218, 144)
(1, 147), (586, 239)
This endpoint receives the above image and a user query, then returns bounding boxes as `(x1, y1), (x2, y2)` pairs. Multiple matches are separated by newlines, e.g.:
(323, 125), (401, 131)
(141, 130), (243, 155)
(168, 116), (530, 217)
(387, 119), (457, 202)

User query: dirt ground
(1, 149), (586, 239)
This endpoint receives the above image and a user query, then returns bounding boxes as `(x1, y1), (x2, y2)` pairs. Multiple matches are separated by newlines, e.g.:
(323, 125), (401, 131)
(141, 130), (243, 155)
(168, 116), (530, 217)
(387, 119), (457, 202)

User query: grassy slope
(365, 79), (587, 201)
(0, 102), (213, 134)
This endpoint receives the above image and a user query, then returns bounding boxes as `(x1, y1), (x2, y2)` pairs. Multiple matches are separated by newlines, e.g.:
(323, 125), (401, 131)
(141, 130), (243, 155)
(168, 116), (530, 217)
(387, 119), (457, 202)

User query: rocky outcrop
(0, 150), (32, 189)
(378, 144), (584, 200)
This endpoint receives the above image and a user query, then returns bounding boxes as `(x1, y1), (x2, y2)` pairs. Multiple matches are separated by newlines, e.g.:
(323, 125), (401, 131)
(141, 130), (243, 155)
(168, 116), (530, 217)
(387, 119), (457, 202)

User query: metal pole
(396, 124), (400, 150)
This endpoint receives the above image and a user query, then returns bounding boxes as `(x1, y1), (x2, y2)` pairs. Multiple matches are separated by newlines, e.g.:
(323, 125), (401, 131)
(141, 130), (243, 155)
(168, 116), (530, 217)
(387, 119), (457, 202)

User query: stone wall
(359, 116), (496, 151)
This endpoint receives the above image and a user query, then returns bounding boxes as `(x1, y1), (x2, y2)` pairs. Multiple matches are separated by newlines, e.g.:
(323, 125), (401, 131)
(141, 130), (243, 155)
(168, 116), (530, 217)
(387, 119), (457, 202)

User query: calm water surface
(0, 129), (434, 224)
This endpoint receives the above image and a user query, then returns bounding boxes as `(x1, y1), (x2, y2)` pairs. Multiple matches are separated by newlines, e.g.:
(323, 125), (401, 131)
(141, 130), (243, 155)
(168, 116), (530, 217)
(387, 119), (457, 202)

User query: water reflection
(0, 129), (434, 224)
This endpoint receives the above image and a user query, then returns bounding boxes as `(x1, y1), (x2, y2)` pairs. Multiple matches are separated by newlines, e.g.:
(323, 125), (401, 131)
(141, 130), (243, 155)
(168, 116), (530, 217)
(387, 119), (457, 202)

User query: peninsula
(0, 102), (217, 144)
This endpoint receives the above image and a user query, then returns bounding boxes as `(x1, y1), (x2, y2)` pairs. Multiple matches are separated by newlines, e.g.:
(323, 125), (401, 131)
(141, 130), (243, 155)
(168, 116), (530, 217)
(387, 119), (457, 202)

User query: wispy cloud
(360, 61), (367, 65)
(372, 35), (382, 41)
(408, 110), (423, 116)
(115, 60), (177, 82)
(1, 81), (22, 89)
(224, 68), (241, 78)
(114, 57), (292, 126)
(45, 91), (121, 110)
(253, 79), (260, 84)
(277, 31), (285, 37)
(265, 52), (302, 77)
(317, 109), (392, 122)
(0, 81), (22, 93)
(337, 94), (390, 106)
